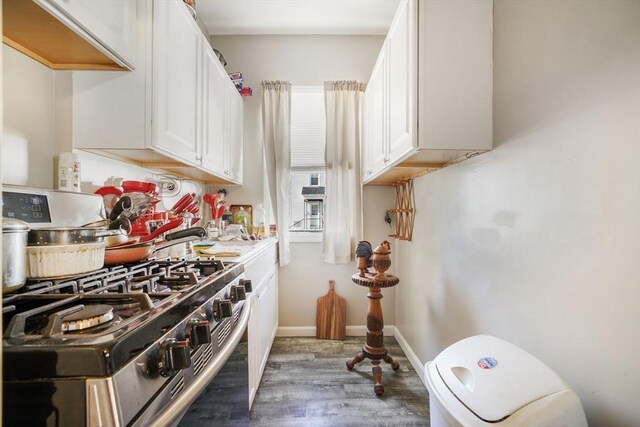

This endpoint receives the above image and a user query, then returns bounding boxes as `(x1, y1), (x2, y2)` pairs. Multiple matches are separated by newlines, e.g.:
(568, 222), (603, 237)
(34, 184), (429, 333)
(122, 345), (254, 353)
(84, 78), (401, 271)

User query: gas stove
(3, 257), (252, 426)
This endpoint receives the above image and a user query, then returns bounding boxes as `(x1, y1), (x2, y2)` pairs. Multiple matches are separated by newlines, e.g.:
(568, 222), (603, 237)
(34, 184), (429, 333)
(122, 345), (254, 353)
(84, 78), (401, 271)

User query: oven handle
(149, 297), (252, 427)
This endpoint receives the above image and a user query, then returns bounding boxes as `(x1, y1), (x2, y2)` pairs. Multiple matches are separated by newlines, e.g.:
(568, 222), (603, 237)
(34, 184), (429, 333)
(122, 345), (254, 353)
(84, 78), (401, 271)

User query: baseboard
(394, 327), (426, 387)
(276, 325), (396, 337)
(276, 326), (316, 337)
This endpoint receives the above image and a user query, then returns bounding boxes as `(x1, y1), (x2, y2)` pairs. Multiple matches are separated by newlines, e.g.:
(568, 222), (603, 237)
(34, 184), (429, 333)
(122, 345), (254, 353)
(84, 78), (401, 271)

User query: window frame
(289, 86), (325, 243)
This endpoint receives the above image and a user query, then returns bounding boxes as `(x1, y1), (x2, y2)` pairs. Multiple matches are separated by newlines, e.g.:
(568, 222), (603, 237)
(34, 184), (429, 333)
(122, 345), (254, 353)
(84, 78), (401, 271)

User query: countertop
(197, 237), (278, 265)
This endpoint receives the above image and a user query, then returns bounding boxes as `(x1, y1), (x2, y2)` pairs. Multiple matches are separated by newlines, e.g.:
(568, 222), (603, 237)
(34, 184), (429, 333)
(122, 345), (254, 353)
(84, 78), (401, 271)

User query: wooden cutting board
(316, 280), (346, 340)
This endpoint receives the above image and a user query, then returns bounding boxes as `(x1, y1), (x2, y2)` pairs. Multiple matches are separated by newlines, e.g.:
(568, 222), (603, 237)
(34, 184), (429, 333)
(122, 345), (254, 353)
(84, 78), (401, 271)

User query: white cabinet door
(387, 0), (416, 164)
(36, 0), (136, 68)
(248, 291), (260, 408)
(259, 267), (278, 372)
(152, 0), (201, 164)
(224, 83), (244, 184)
(361, 87), (373, 181)
(201, 42), (226, 176)
(368, 45), (388, 179)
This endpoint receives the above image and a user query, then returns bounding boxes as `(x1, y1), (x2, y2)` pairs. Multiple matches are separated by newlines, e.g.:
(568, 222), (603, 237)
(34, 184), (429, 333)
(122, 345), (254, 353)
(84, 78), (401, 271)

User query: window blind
(290, 88), (325, 169)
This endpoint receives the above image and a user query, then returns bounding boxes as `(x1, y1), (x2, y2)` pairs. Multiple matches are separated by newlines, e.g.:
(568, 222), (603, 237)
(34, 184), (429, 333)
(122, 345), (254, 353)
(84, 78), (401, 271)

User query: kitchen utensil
(28, 226), (125, 246)
(203, 194), (218, 219)
(95, 186), (123, 213)
(104, 227), (205, 265)
(316, 280), (346, 340)
(121, 180), (158, 195)
(3, 218), (29, 293)
(108, 218), (184, 248)
(26, 241), (106, 279)
(172, 193), (197, 214)
(109, 195), (132, 221)
(138, 218), (183, 243)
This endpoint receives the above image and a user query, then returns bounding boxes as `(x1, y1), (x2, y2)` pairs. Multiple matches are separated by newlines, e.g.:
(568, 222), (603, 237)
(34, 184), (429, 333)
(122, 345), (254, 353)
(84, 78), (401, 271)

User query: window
(289, 87), (325, 242)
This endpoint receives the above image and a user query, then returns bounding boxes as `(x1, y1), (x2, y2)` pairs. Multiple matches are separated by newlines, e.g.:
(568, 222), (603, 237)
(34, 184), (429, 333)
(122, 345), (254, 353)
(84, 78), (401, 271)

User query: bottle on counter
(235, 207), (248, 228)
(221, 206), (233, 232)
(253, 204), (265, 238)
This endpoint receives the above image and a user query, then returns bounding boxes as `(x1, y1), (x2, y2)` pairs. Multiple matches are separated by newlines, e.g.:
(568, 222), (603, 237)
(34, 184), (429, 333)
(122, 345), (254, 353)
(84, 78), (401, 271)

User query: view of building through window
(289, 87), (326, 233)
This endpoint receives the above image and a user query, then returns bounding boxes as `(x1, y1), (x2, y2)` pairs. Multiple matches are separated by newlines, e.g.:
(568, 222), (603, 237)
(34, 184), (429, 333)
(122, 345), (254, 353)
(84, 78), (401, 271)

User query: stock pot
(26, 226), (124, 279)
(2, 219), (29, 293)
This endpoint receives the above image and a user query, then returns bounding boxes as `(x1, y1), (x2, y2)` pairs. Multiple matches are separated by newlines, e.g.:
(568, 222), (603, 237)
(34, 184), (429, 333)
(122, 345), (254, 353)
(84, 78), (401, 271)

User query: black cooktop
(2, 260), (242, 379)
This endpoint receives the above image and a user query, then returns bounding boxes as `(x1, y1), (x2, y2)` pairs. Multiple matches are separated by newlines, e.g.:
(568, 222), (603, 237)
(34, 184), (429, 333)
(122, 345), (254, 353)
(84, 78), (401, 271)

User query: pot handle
(153, 234), (204, 252)
(138, 218), (184, 243)
(164, 227), (206, 241)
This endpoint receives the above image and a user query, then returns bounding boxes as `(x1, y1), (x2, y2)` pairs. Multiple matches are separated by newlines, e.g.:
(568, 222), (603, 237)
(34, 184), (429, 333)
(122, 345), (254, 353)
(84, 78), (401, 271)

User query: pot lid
(433, 335), (568, 422)
(3, 218), (29, 232)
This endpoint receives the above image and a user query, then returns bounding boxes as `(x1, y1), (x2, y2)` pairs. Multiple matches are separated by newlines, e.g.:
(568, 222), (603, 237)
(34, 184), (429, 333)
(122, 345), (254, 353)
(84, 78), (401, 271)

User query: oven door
(177, 328), (250, 426)
(146, 297), (251, 427)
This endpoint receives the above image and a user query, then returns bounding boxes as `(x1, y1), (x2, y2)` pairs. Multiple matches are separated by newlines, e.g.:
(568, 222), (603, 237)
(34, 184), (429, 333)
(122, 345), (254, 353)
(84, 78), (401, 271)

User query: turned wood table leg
(372, 361), (384, 396)
(346, 351), (365, 370)
(383, 353), (400, 371)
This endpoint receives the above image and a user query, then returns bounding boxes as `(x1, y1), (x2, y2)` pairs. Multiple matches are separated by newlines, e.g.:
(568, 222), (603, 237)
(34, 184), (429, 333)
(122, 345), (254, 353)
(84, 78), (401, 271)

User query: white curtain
(322, 81), (366, 264)
(261, 81), (292, 266)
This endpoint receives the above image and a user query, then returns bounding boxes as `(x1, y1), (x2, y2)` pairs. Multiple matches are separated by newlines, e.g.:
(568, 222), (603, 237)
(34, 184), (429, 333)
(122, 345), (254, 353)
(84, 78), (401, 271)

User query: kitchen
(1, 0), (639, 426)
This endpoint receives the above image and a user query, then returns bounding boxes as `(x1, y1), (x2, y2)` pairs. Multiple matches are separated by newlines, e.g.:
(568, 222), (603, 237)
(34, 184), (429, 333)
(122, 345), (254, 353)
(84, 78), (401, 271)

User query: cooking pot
(28, 226), (124, 245)
(26, 241), (106, 279)
(3, 218), (29, 293)
(104, 227), (205, 265)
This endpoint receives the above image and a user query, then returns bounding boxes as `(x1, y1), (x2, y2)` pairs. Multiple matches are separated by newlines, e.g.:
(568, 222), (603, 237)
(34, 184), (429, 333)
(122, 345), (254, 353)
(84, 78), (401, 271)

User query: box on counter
(241, 87), (252, 97)
(228, 72), (242, 81)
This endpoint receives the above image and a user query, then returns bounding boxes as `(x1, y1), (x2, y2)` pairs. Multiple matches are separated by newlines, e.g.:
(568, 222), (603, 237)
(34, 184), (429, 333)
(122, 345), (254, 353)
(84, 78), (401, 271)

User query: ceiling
(196, 0), (401, 36)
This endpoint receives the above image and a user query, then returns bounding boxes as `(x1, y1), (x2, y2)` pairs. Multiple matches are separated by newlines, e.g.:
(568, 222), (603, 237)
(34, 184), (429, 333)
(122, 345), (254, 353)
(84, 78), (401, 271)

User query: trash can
(425, 335), (587, 427)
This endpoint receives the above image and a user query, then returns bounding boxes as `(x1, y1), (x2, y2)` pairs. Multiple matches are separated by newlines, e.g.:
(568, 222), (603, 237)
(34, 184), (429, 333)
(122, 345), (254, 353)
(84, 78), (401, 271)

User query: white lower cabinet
(246, 242), (278, 408)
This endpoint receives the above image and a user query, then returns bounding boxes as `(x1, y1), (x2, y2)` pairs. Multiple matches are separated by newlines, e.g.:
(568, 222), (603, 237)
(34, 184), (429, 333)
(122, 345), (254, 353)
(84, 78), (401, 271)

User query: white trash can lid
(433, 335), (568, 423)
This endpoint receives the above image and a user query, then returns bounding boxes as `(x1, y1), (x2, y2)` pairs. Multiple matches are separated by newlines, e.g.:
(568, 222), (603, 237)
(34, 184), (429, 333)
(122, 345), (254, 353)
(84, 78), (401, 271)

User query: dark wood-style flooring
(249, 336), (430, 426)
(180, 336), (430, 426)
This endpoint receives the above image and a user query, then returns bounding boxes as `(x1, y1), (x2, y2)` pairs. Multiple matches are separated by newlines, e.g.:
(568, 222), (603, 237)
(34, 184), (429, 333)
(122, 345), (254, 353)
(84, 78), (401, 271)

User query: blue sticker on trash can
(478, 357), (498, 369)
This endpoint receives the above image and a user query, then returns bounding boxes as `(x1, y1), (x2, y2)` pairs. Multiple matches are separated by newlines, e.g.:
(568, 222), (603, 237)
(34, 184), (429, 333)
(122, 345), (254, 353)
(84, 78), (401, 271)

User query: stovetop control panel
(2, 191), (52, 223)
(1, 185), (105, 228)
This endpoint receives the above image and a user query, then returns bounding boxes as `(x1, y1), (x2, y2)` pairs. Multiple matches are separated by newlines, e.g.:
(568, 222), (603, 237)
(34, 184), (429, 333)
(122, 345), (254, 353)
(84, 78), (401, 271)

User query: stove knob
(230, 285), (246, 303)
(187, 320), (211, 347)
(157, 339), (191, 377)
(240, 279), (253, 293)
(213, 299), (233, 321)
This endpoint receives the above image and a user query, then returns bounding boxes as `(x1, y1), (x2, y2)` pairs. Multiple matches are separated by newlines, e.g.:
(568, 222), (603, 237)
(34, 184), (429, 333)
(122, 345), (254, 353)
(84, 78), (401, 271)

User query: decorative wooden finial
(371, 241), (392, 282)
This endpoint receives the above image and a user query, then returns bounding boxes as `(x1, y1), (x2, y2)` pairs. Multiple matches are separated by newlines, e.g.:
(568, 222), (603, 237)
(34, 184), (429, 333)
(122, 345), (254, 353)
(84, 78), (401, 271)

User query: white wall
(2, 46), (55, 188)
(394, 1), (640, 426)
(209, 35), (395, 329)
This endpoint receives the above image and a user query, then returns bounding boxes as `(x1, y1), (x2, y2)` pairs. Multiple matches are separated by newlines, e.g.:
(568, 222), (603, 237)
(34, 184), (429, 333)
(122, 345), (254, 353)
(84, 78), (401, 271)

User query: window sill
(289, 231), (323, 243)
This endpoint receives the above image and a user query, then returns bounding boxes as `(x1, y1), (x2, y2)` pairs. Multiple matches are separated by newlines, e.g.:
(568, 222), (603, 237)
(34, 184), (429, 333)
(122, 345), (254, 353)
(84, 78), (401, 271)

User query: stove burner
(61, 304), (114, 332)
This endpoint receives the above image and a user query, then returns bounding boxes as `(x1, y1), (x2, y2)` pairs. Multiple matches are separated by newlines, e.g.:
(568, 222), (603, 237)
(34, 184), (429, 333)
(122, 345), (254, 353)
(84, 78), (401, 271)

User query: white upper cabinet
(152, 0), (201, 164)
(418, 0), (493, 156)
(362, 0), (493, 185)
(33, 0), (136, 69)
(202, 41), (227, 177)
(72, 0), (244, 185)
(225, 86), (244, 184)
(386, 0), (416, 165)
(362, 44), (388, 180)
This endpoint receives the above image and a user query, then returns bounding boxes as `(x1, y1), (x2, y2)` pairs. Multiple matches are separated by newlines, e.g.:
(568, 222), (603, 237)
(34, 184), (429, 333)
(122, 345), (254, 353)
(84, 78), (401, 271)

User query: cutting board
(316, 280), (346, 340)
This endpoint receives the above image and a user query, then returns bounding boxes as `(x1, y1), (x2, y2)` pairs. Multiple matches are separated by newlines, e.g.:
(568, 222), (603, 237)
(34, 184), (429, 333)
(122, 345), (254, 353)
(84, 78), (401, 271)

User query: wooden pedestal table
(346, 273), (400, 396)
